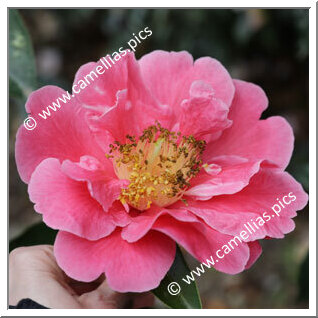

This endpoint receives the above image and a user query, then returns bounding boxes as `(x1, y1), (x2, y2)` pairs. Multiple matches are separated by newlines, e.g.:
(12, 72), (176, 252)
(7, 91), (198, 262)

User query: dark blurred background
(9, 9), (309, 309)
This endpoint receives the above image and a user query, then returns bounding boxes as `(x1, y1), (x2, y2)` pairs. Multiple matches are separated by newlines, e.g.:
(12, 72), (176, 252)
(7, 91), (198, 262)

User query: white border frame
(3, 0), (316, 316)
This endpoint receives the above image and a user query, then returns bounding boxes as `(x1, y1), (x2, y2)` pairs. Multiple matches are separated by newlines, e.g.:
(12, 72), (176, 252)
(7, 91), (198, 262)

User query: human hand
(9, 245), (154, 309)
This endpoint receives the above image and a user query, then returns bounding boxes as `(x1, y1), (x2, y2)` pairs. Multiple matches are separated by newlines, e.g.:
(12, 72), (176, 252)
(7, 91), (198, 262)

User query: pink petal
(109, 202), (132, 227)
(61, 156), (127, 212)
(87, 90), (141, 144)
(54, 229), (176, 292)
(245, 241), (262, 270)
(85, 51), (172, 143)
(15, 85), (105, 183)
(139, 50), (194, 108)
(153, 215), (250, 274)
(186, 155), (261, 200)
(189, 56), (235, 106)
(74, 50), (158, 114)
(87, 78), (171, 145)
(121, 205), (198, 242)
(184, 166), (308, 241)
(139, 51), (235, 112)
(73, 55), (128, 110)
(204, 80), (294, 169)
(29, 158), (119, 240)
(179, 81), (232, 141)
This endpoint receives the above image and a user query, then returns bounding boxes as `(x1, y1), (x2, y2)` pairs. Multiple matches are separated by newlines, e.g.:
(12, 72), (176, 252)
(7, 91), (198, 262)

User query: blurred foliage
(9, 9), (37, 102)
(9, 9), (309, 309)
(9, 9), (37, 154)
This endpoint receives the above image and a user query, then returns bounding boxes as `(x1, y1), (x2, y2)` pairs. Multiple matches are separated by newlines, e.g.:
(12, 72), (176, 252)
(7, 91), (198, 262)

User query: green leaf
(9, 77), (24, 100)
(9, 9), (37, 100)
(9, 222), (57, 252)
(152, 245), (202, 309)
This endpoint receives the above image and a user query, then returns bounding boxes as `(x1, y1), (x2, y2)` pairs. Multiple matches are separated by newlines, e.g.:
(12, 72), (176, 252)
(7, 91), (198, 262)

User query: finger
(68, 274), (106, 295)
(77, 278), (130, 309)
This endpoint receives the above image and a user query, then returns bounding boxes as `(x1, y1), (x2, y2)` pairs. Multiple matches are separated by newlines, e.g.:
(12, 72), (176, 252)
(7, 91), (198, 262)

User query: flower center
(107, 122), (206, 211)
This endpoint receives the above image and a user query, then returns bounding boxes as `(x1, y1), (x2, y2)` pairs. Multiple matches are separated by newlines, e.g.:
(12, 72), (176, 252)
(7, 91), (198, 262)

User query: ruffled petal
(184, 166), (308, 241)
(245, 241), (262, 270)
(29, 158), (121, 240)
(204, 80), (294, 170)
(121, 205), (198, 242)
(152, 215), (250, 274)
(15, 85), (105, 183)
(73, 54), (128, 110)
(86, 53), (172, 144)
(54, 229), (176, 292)
(61, 156), (127, 212)
(139, 50), (194, 107)
(186, 155), (261, 200)
(179, 81), (232, 141)
(139, 51), (235, 111)
(189, 56), (235, 106)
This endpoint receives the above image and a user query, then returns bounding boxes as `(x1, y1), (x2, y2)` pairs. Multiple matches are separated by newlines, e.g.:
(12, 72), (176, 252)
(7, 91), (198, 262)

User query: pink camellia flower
(15, 50), (308, 292)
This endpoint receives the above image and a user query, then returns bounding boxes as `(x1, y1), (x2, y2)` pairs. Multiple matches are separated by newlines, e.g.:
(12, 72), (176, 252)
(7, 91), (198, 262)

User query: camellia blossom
(15, 50), (308, 292)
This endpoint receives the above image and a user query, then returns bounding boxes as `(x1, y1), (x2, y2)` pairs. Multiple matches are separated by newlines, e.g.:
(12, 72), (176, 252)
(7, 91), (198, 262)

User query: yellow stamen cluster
(107, 122), (206, 211)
